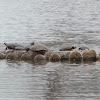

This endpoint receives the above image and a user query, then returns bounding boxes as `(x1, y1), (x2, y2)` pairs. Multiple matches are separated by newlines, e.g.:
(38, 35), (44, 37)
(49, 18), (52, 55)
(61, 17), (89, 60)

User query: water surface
(0, 0), (100, 100)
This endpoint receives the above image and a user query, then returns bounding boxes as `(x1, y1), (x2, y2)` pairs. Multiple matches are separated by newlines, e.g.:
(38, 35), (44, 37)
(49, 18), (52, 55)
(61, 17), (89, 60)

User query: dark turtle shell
(30, 44), (48, 54)
(79, 46), (89, 50)
(60, 44), (76, 51)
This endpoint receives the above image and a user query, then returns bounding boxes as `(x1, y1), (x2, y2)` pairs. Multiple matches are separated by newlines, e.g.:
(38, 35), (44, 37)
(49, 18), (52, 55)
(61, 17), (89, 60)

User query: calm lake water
(0, 0), (100, 100)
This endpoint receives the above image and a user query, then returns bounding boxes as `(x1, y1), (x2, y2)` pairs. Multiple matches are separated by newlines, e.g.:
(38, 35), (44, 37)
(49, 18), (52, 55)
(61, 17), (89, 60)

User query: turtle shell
(15, 46), (25, 50)
(79, 46), (89, 50)
(60, 44), (76, 51)
(30, 44), (48, 54)
(14, 44), (25, 50)
(4, 43), (15, 50)
(4, 43), (26, 50)
(24, 42), (35, 51)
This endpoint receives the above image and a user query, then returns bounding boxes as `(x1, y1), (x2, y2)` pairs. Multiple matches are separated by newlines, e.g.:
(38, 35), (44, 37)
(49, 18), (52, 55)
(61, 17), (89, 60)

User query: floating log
(45, 51), (70, 60)
(6, 50), (24, 60)
(20, 52), (32, 60)
(0, 50), (98, 62)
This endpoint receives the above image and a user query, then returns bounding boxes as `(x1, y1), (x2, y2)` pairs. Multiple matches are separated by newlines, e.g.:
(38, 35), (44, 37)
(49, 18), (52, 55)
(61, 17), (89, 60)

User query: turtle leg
(5, 47), (7, 50)
(26, 48), (30, 52)
(36, 51), (45, 55)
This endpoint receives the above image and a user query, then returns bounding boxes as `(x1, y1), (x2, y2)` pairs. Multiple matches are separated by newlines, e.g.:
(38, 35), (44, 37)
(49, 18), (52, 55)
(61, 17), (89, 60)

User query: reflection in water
(45, 62), (100, 100)
(0, 60), (100, 100)
(46, 71), (62, 100)
(82, 60), (96, 65)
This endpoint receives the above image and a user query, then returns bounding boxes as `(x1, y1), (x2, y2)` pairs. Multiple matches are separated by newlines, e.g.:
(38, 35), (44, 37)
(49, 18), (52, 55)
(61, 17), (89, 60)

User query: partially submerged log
(49, 53), (61, 62)
(6, 50), (25, 60)
(34, 54), (46, 61)
(45, 51), (70, 60)
(82, 50), (97, 61)
(69, 50), (82, 61)
(0, 50), (98, 62)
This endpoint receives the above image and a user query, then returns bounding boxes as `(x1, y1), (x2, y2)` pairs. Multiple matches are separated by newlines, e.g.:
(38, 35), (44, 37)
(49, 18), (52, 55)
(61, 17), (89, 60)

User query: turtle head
(4, 43), (7, 45)
(79, 47), (82, 50)
(72, 46), (76, 49)
(30, 41), (34, 46)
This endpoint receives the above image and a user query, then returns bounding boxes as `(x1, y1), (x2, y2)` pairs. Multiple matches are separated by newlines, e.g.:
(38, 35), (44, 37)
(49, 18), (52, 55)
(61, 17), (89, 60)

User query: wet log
(82, 50), (97, 61)
(0, 50), (98, 62)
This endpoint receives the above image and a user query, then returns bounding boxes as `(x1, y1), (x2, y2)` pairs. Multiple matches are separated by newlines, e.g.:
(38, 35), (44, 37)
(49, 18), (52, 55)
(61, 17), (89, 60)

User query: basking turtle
(4, 43), (25, 50)
(4, 43), (16, 50)
(79, 46), (89, 50)
(59, 44), (76, 51)
(30, 44), (48, 55)
(16, 42), (34, 51)
(4, 41), (35, 51)
(25, 41), (35, 51)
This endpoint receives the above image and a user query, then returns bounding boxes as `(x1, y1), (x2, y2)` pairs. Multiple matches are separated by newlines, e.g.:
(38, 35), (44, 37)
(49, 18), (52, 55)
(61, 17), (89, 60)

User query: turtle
(4, 43), (16, 50)
(4, 41), (35, 51)
(16, 41), (34, 51)
(25, 41), (35, 51)
(78, 46), (89, 50)
(59, 44), (76, 51)
(30, 44), (48, 55)
(4, 43), (25, 50)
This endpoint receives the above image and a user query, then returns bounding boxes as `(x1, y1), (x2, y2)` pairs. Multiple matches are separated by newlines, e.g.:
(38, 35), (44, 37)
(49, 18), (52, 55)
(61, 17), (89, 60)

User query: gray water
(0, 0), (100, 100)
